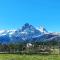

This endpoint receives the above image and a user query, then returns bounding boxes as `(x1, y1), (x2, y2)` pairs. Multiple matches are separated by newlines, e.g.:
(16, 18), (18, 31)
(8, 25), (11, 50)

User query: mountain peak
(22, 23), (35, 31)
(24, 23), (30, 27)
(39, 26), (48, 34)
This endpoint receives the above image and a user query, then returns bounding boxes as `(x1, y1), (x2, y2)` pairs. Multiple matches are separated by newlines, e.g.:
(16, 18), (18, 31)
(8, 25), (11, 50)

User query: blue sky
(0, 0), (60, 32)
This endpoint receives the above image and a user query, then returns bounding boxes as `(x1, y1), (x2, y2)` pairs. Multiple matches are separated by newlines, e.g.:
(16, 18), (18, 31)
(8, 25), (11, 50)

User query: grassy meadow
(0, 54), (60, 60)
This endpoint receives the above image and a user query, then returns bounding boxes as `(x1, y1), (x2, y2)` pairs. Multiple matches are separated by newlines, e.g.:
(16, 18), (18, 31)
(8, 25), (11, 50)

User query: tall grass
(0, 54), (59, 60)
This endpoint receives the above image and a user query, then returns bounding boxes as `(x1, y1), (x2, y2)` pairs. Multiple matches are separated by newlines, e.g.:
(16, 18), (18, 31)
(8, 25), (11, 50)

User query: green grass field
(0, 54), (60, 60)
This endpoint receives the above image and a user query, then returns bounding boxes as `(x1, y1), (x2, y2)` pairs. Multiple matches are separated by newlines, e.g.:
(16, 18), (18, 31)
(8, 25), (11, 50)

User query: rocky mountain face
(0, 23), (60, 44)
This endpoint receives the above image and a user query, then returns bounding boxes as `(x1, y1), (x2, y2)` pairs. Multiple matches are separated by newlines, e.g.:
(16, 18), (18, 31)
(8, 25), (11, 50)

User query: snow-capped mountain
(37, 26), (48, 34)
(0, 30), (15, 35)
(0, 23), (60, 44)
(11, 23), (43, 43)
